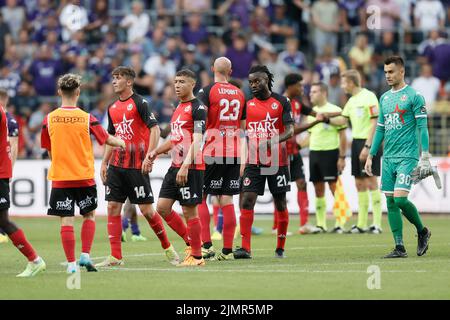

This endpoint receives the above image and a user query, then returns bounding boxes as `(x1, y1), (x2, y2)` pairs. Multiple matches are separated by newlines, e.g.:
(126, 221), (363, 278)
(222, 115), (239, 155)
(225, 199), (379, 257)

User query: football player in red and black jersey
(235, 65), (295, 259)
(0, 89), (46, 277)
(97, 66), (179, 267)
(272, 73), (322, 235)
(196, 57), (246, 260)
(149, 69), (207, 267)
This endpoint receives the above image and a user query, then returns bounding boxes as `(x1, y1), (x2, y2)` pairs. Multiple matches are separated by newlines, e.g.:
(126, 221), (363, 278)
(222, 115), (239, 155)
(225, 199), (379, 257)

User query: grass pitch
(1, 215), (449, 300)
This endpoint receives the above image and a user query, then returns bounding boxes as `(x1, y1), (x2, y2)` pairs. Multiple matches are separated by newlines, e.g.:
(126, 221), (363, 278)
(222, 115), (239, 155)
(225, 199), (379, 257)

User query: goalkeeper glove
(418, 151), (432, 177)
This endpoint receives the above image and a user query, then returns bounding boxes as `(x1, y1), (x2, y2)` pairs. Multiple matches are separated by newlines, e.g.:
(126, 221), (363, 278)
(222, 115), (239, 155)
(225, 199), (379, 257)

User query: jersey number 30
(219, 99), (240, 121)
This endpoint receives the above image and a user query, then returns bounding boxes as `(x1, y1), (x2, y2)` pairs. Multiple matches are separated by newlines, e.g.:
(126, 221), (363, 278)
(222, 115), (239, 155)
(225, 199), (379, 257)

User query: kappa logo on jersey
(0, 197), (7, 204)
(56, 197), (73, 211)
(248, 102), (256, 106)
(149, 113), (156, 121)
(384, 104), (407, 130)
(78, 195), (95, 210)
(400, 95), (407, 102)
(171, 115), (187, 141)
(243, 177), (251, 187)
(271, 103), (278, 110)
(184, 105), (191, 112)
(114, 114), (134, 140)
(210, 177), (223, 189)
(247, 113), (278, 139)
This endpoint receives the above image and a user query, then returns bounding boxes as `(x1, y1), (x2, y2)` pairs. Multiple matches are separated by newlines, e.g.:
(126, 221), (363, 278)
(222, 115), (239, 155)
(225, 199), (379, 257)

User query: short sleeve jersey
(308, 103), (347, 151)
(170, 98), (207, 170)
(286, 98), (313, 156)
(245, 93), (294, 166)
(197, 82), (246, 158)
(107, 93), (158, 169)
(376, 85), (427, 160)
(0, 106), (12, 179)
(342, 88), (379, 139)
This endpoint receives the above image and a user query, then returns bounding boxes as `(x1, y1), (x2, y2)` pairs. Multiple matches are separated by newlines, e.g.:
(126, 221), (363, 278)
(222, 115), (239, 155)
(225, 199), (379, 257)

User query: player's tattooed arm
(142, 125), (161, 174)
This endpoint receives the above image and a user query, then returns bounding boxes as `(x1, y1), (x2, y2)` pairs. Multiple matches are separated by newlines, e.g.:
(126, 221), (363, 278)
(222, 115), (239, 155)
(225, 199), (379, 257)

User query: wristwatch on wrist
(339, 155), (345, 159)
(364, 144), (371, 149)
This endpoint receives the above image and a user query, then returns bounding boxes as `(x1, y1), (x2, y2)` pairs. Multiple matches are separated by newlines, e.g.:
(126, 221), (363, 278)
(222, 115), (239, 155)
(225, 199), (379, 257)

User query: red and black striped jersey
(0, 105), (12, 179)
(198, 82), (246, 158)
(245, 93), (294, 167)
(170, 98), (206, 170)
(286, 98), (313, 156)
(107, 93), (158, 169)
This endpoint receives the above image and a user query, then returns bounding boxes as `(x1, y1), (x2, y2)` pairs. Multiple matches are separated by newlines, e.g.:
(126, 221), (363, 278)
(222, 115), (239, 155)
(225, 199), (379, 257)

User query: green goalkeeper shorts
(380, 157), (418, 193)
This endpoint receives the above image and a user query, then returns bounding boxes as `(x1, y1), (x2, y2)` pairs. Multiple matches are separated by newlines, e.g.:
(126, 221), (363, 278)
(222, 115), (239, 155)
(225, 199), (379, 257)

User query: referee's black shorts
(309, 149), (339, 183)
(351, 139), (381, 177)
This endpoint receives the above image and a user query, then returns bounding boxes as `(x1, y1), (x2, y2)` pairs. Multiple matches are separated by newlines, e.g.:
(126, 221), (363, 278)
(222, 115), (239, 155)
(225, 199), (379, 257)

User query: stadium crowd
(0, 0), (450, 159)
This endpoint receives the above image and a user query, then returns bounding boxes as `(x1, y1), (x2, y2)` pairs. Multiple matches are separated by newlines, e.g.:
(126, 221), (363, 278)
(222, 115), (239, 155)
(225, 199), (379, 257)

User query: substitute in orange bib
(41, 74), (125, 274)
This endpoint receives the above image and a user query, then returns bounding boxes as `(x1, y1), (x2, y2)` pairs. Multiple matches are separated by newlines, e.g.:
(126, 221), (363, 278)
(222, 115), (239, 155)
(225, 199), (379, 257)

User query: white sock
(68, 261), (77, 269)
(80, 252), (90, 259)
(33, 256), (41, 264)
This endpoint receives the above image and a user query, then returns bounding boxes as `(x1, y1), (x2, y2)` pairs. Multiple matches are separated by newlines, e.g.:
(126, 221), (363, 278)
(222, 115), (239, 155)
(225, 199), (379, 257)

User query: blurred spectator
(6, 104), (27, 158)
(328, 72), (345, 106)
(3, 45), (23, 76)
(424, 40), (450, 84)
(27, 44), (63, 97)
(394, 0), (414, 30)
(311, 0), (339, 56)
(33, 15), (62, 44)
(365, 0), (401, 30)
(88, 47), (113, 86)
(0, 12), (12, 63)
(339, 0), (366, 31)
(411, 63), (441, 109)
(278, 37), (307, 72)
(250, 5), (272, 49)
(120, 1), (150, 44)
(151, 84), (177, 126)
(225, 33), (254, 80)
(27, 0), (55, 34)
(143, 49), (176, 96)
(15, 29), (36, 69)
(61, 30), (88, 70)
(85, 0), (110, 44)
(1, 0), (25, 41)
(0, 61), (20, 101)
(178, 0), (211, 13)
(222, 14), (242, 47)
(314, 45), (346, 86)
(165, 36), (182, 66)
(70, 55), (97, 109)
(418, 30), (446, 57)
(130, 53), (152, 98)
(102, 30), (122, 59)
(15, 81), (39, 111)
(59, 0), (89, 42)
(269, 4), (295, 46)
(144, 26), (167, 57)
(44, 30), (62, 60)
(178, 44), (209, 93)
(181, 12), (209, 45)
(258, 45), (291, 93)
(27, 101), (51, 158)
(349, 33), (373, 79)
(217, 0), (252, 29)
(414, 0), (445, 32)
(155, 0), (180, 16)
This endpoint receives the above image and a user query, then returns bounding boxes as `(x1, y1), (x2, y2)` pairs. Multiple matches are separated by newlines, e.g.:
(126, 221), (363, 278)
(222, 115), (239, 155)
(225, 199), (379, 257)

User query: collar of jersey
(60, 106), (78, 110)
(390, 84), (408, 93)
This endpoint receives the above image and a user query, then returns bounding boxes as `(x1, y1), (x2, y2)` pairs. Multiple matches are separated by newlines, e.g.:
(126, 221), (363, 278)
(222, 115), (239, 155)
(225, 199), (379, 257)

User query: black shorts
(0, 179), (10, 210)
(352, 139), (382, 177)
(105, 166), (154, 204)
(159, 167), (204, 206)
(289, 154), (306, 182)
(204, 158), (241, 195)
(241, 165), (291, 196)
(48, 186), (98, 217)
(309, 149), (339, 183)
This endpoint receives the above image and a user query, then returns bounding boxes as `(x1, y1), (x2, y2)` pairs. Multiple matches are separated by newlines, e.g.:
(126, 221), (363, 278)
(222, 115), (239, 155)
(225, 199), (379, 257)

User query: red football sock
(276, 209), (289, 250)
(107, 215), (122, 260)
(298, 191), (309, 226)
(145, 213), (170, 249)
(221, 204), (236, 250)
(198, 199), (211, 243)
(60, 226), (76, 263)
(213, 204), (220, 227)
(164, 210), (189, 245)
(240, 209), (254, 252)
(187, 218), (202, 257)
(9, 229), (38, 262)
(81, 219), (95, 254)
(272, 206), (278, 230)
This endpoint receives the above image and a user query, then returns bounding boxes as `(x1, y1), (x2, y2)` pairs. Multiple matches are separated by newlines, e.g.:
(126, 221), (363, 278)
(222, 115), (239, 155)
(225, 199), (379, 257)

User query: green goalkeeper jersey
(377, 85), (427, 160)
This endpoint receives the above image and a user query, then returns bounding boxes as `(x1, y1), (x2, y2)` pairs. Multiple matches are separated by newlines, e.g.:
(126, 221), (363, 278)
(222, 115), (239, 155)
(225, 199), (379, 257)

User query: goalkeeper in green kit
(365, 56), (432, 258)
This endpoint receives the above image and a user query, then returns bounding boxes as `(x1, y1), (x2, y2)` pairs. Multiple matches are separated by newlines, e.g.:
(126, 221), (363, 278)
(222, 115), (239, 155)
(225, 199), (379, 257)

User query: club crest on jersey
(400, 95), (407, 102)
(243, 177), (251, 187)
(271, 103), (278, 110)
(184, 105), (191, 112)
(295, 102), (300, 110)
(127, 104), (133, 111)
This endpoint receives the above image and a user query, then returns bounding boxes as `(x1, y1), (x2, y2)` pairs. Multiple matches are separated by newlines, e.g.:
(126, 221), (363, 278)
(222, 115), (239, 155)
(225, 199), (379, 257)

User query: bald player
(197, 57), (246, 261)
